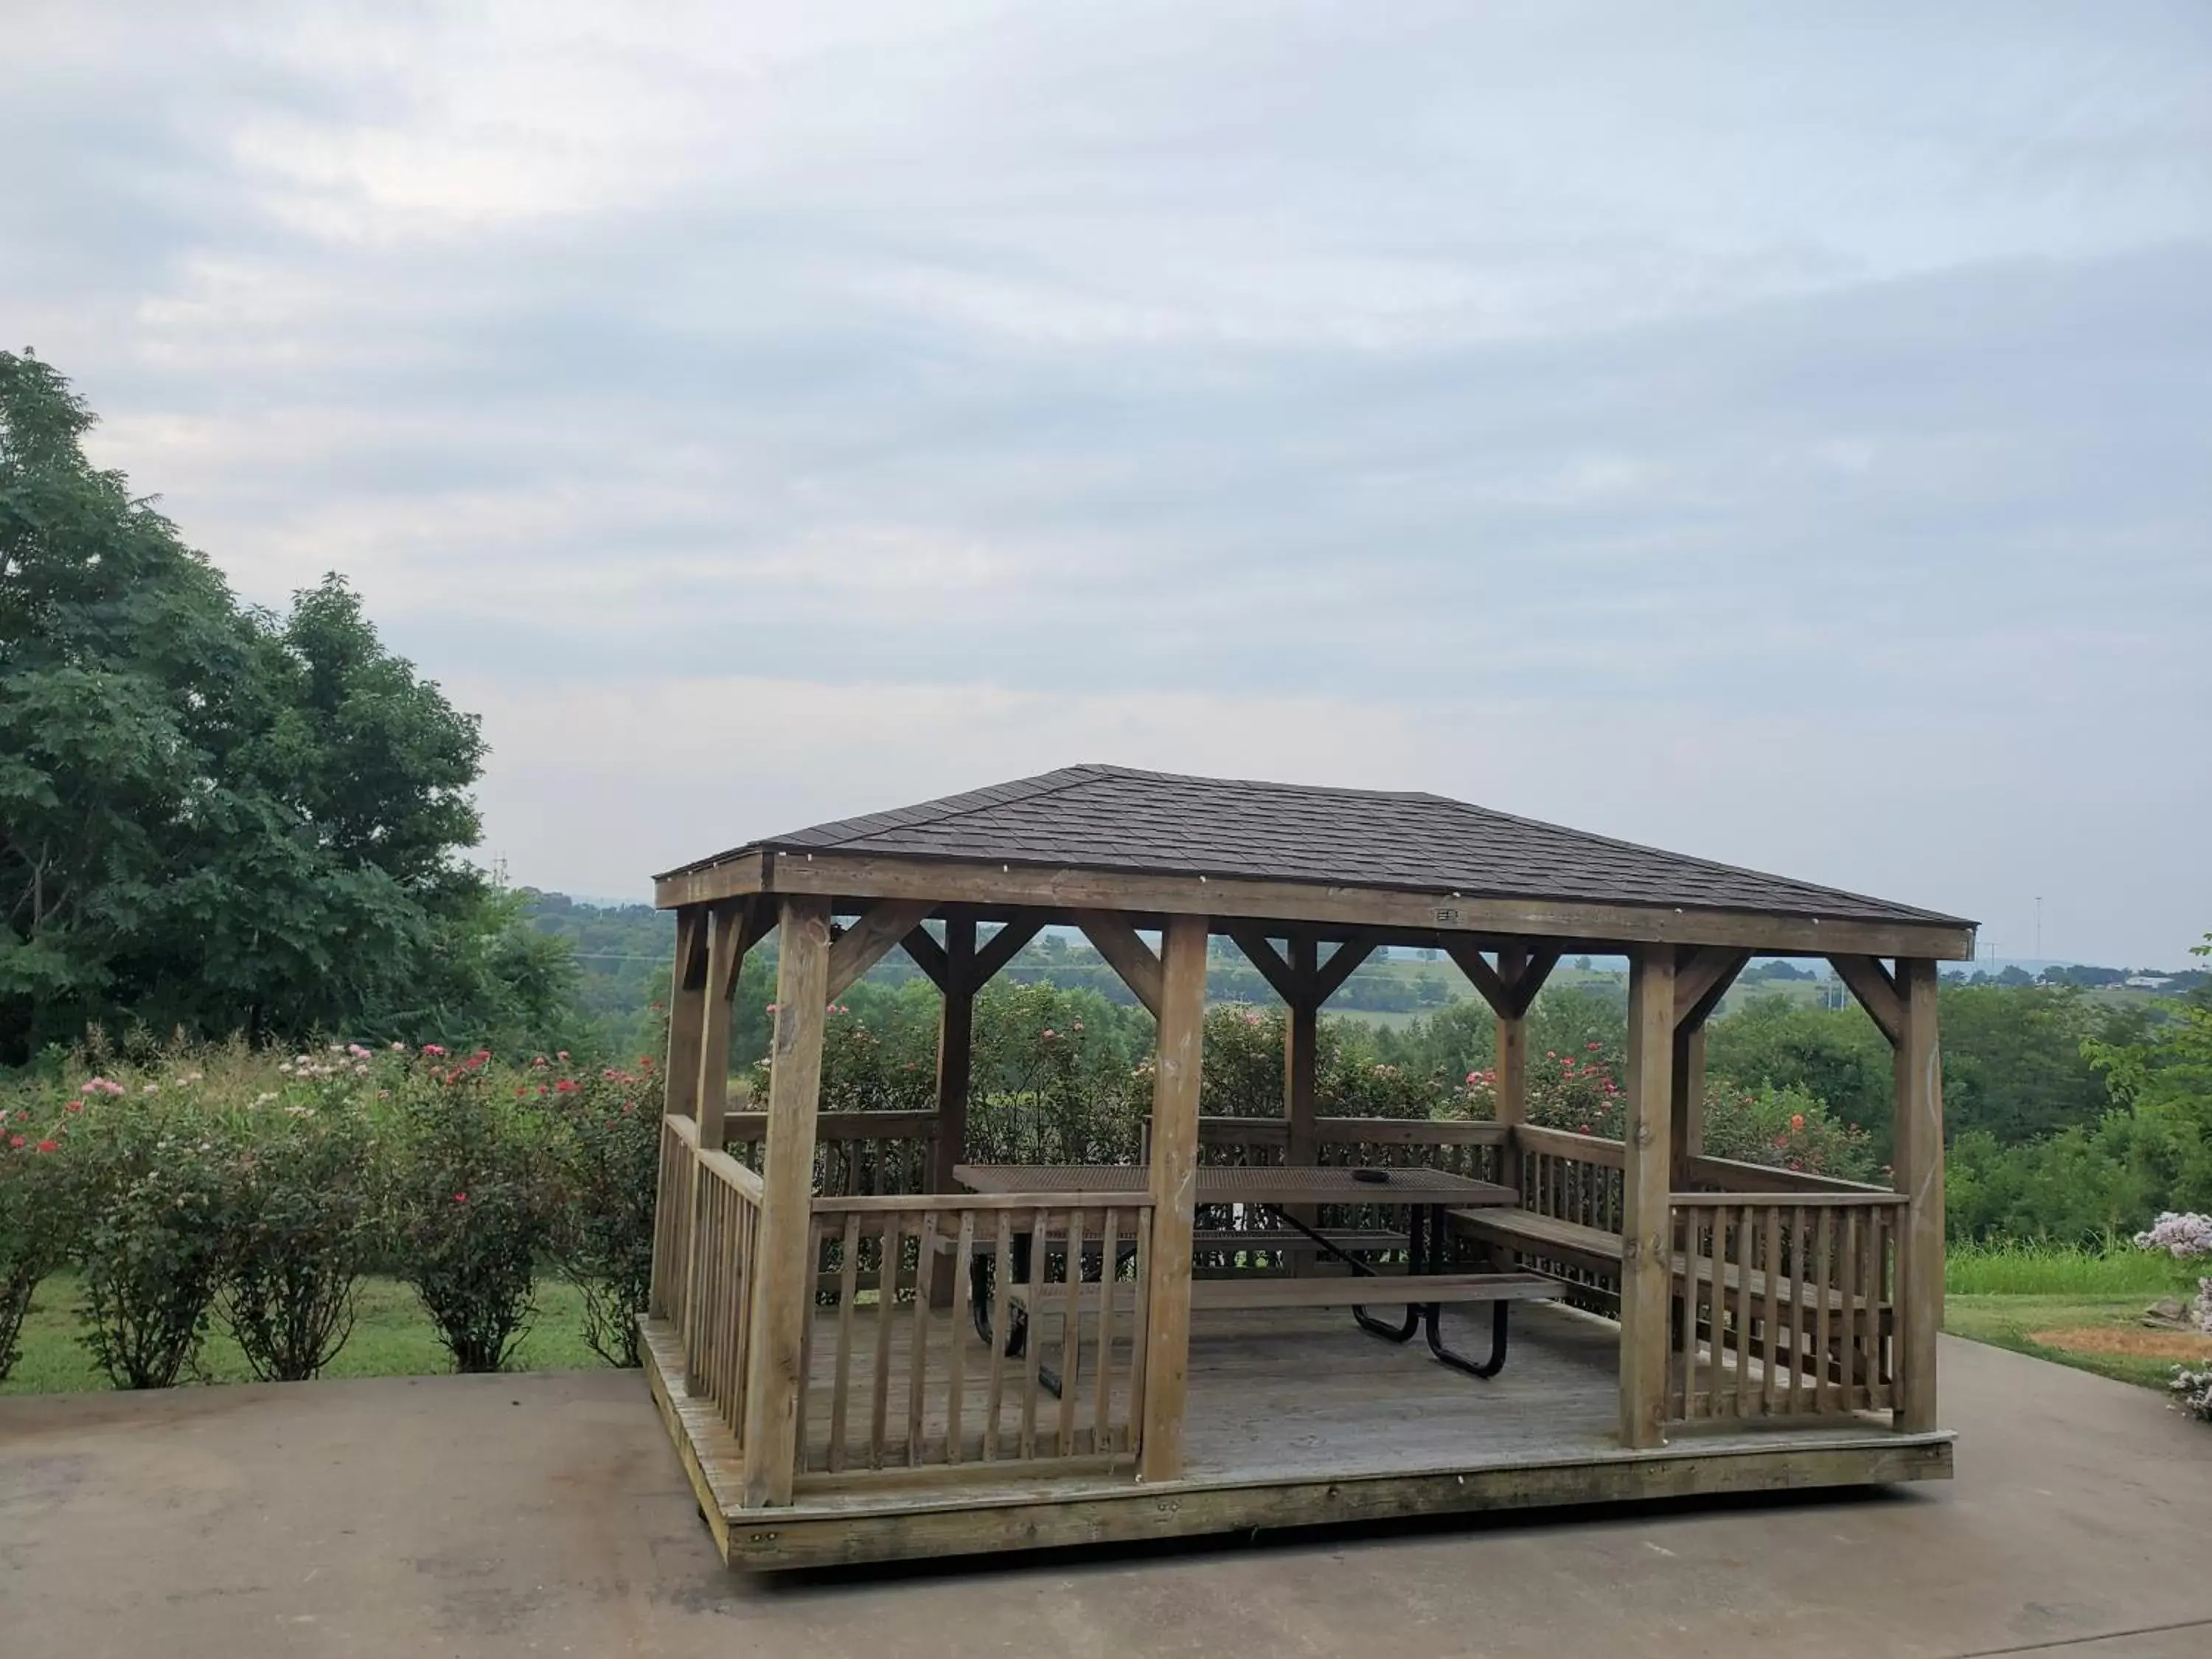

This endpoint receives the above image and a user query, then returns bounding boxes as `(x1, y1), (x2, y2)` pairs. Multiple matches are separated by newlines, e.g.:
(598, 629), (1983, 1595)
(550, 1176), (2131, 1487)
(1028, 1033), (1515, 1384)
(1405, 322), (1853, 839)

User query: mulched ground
(2028, 1325), (2212, 1362)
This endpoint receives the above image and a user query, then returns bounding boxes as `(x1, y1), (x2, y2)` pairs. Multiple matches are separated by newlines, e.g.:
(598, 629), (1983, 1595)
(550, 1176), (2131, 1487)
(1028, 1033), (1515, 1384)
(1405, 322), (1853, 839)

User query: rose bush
(378, 1051), (559, 1373)
(1, 1098), (76, 1382)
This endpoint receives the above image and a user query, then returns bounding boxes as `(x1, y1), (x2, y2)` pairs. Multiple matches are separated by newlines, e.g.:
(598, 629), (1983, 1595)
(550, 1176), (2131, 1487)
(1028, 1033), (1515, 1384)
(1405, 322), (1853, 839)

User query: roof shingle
(662, 764), (1969, 928)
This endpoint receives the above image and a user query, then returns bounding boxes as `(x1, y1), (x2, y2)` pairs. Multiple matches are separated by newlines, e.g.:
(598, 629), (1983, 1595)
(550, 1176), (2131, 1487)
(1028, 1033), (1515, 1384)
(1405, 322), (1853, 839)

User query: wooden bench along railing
(724, 1110), (938, 1197)
(1455, 1124), (1630, 1316)
(797, 1192), (1154, 1481)
(1667, 1192), (1902, 1425)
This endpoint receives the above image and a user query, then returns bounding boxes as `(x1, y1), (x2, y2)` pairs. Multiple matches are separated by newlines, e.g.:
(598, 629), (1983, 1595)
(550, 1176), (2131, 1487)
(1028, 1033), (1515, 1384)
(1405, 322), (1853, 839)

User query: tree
(0, 351), (574, 1059)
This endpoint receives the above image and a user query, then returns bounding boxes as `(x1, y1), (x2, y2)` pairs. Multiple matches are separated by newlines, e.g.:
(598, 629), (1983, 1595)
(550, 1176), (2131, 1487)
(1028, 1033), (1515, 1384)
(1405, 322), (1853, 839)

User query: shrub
(1, 1097), (77, 1382)
(379, 1052), (558, 1373)
(219, 1074), (378, 1382)
(549, 1060), (661, 1367)
(73, 1082), (234, 1388)
(2172, 1365), (2212, 1423)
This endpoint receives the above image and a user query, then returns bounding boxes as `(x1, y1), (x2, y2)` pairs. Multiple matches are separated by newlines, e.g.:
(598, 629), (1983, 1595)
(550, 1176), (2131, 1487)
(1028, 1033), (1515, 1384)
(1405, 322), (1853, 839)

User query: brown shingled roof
(664, 765), (1968, 928)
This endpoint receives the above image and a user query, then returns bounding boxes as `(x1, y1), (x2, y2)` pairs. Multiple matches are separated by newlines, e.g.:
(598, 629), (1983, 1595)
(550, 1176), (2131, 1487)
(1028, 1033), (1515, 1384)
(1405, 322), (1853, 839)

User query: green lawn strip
(2, 1272), (610, 1396)
(1944, 1293), (2185, 1390)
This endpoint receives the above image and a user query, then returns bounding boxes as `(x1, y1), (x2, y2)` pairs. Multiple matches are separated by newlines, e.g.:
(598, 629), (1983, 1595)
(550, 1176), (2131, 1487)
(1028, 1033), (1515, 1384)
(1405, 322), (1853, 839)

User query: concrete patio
(3, 1333), (2208, 1658)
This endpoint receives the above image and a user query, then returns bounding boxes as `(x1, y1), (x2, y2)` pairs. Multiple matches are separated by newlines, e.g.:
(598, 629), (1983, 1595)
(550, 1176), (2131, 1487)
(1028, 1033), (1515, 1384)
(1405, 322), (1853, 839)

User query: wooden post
(926, 917), (978, 1305)
(663, 906), (709, 1121)
(1893, 956), (1944, 1433)
(1283, 936), (1318, 1170)
(739, 894), (832, 1509)
(1281, 936), (1321, 1271)
(1619, 945), (1676, 1450)
(694, 902), (749, 1152)
(1669, 1025), (1705, 1188)
(1139, 914), (1208, 1483)
(1493, 945), (1528, 1196)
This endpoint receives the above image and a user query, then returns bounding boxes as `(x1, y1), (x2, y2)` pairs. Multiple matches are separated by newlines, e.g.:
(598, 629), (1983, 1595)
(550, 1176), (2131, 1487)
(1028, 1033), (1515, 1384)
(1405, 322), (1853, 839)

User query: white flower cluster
(2133, 1211), (2212, 1261)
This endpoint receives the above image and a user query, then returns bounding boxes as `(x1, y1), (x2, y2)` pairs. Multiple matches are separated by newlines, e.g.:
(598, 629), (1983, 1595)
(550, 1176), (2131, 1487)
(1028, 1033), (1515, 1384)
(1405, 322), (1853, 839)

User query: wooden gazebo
(643, 765), (1972, 1570)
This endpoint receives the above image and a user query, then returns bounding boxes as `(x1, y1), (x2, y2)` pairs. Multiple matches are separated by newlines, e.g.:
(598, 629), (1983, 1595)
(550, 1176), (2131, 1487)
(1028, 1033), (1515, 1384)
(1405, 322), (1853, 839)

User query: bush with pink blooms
(0, 1096), (76, 1381)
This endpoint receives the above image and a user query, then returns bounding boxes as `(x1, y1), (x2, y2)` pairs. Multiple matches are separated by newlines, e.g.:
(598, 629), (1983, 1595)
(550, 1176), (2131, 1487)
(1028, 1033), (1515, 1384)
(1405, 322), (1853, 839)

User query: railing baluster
(1058, 1208), (1085, 1457)
(946, 1209), (974, 1464)
(908, 1209), (937, 1466)
(869, 1214), (902, 1468)
(1814, 1207), (1834, 1413)
(830, 1211), (860, 1472)
(984, 1211), (1012, 1461)
(1761, 1206), (1781, 1416)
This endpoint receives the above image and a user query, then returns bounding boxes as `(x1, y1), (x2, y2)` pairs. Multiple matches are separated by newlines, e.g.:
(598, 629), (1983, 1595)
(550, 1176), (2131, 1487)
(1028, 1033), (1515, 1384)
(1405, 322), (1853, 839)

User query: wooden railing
(1505, 1124), (1627, 1315)
(1318, 1118), (1506, 1183)
(682, 1145), (764, 1441)
(1683, 1154), (1895, 1198)
(797, 1192), (1153, 1480)
(723, 1110), (937, 1197)
(1666, 1192), (1903, 1425)
(650, 1113), (700, 1328)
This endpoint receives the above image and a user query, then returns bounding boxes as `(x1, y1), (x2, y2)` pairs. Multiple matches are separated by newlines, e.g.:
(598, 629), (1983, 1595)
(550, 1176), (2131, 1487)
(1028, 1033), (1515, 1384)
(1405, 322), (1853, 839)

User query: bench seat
(1004, 1270), (1558, 1318)
(1452, 1208), (1888, 1318)
(1450, 1208), (1624, 1275)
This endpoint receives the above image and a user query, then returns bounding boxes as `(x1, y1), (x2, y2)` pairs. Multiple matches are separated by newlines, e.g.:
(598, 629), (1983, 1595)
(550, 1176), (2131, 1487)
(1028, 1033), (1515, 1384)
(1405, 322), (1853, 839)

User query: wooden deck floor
(644, 1300), (1952, 1569)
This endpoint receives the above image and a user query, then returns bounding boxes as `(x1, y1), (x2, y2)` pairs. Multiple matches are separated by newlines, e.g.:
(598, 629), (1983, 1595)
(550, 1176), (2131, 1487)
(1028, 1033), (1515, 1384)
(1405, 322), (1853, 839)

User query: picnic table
(951, 1162), (1547, 1380)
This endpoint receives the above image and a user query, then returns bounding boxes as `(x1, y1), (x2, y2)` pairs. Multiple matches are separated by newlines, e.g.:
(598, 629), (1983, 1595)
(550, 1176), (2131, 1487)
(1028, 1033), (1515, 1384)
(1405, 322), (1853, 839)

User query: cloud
(4, 0), (2208, 962)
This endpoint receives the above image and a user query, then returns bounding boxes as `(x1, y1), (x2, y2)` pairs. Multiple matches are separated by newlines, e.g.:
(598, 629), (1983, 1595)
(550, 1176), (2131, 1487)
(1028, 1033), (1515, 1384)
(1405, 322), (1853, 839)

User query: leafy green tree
(1704, 994), (1893, 1154)
(0, 350), (574, 1059)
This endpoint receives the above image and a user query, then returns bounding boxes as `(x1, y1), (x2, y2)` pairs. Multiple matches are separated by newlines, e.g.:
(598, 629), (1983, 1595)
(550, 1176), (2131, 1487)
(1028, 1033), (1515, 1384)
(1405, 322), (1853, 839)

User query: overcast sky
(7, 2), (2208, 964)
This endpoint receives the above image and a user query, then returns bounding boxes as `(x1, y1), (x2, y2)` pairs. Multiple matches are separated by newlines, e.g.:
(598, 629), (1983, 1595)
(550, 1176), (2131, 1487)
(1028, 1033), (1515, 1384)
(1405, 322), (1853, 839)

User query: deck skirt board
(641, 1298), (1950, 1570)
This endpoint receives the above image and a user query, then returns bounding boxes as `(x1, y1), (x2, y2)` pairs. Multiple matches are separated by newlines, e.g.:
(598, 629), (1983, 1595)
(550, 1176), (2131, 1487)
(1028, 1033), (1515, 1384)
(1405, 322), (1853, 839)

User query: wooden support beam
(928, 917), (978, 1306)
(1282, 934), (1321, 1268)
(1282, 935), (1321, 1163)
(1225, 924), (1301, 1006)
(1492, 945), (1529, 1195)
(1893, 957), (1944, 1433)
(1139, 914), (1208, 1483)
(1619, 945), (1676, 1450)
(663, 906), (711, 1121)
(1441, 941), (1511, 1018)
(973, 915), (1045, 985)
(1667, 945), (1742, 1183)
(1506, 949), (1560, 1018)
(739, 895), (833, 1509)
(1077, 912), (1164, 1018)
(1669, 1026), (1706, 1189)
(825, 899), (936, 1001)
(1831, 953), (1904, 1046)
(695, 898), (768, 1151)
(900, 924), (948, 990)
(1312, 938), (1375, 1004)
(1674, 946), (1750, 1031)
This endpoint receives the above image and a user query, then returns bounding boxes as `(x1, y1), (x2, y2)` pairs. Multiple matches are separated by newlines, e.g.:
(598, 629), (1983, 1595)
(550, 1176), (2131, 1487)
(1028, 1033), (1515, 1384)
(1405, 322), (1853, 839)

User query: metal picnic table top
(950, 1162), (1515, 1209)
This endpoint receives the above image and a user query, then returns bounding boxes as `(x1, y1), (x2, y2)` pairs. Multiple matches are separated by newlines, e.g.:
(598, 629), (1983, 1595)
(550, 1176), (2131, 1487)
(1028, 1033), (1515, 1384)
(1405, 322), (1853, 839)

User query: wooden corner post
(663, 906), (710, 1121)
(739, 894), (832, 1509)
(1283, 935), (1319, 1173)
(1139, 914), (1208, 1483)
(1893, 957), (1944, 1433)
(1619, 945), (1676, 1450)
(925, 917), (978, 1305)
(1493, 945), (1528, 1193)
(695, 900), (762, 1152)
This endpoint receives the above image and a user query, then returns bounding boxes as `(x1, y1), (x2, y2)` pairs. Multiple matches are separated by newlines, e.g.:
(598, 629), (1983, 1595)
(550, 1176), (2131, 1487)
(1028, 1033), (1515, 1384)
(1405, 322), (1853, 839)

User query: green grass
(1944, 1293), (2192, 1391)
(1, 1273), (611, 1397)
(1944, 1237), (2192, 1297)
